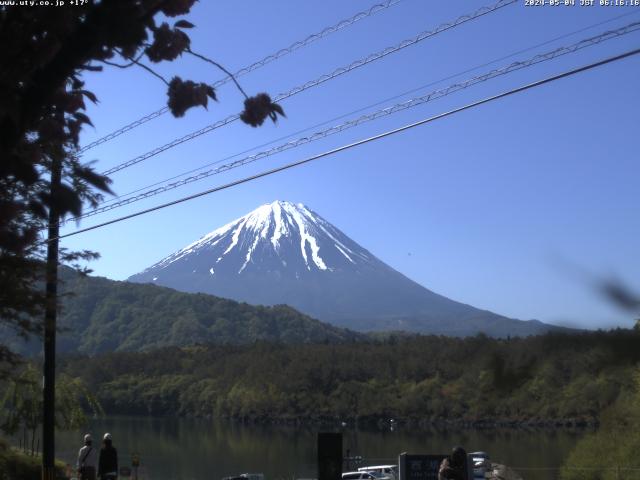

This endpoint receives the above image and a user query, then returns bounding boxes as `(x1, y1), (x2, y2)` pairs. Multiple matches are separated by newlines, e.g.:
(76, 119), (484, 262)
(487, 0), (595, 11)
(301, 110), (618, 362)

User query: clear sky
(60, 0), (640, 329)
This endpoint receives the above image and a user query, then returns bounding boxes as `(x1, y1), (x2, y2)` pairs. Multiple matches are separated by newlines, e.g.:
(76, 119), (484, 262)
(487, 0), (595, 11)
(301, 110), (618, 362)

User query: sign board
(398, 453), (448, 480)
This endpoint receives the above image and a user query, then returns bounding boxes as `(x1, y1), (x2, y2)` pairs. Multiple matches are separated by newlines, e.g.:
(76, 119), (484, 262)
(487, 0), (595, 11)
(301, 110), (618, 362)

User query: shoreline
(95, 411), (600, 430)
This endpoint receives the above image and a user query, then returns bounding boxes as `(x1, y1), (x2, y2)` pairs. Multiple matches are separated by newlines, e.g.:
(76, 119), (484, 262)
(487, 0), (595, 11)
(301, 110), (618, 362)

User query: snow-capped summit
(145, 200), (372, 277)
(129, 201), (557, 337)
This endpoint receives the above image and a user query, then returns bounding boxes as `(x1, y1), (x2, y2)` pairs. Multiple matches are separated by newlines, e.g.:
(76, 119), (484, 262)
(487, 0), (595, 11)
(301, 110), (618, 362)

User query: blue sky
(61, 0), (640, 329)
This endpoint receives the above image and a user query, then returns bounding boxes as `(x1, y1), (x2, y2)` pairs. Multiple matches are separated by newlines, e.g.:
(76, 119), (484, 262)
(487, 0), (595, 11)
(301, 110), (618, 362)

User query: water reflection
(55, 417), (586, 480)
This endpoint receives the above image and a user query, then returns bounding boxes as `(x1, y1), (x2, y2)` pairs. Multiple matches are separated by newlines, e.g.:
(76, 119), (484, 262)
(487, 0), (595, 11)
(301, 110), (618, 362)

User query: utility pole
(42, 154), (62, 480)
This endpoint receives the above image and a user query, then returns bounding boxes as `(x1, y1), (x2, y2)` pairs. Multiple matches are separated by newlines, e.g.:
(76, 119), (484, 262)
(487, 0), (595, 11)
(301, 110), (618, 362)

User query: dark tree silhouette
(0, 0), (284, 375)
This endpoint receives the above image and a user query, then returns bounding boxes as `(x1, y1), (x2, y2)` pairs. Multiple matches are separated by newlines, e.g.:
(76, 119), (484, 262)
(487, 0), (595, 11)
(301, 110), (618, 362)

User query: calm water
(54, 417), (586, 480)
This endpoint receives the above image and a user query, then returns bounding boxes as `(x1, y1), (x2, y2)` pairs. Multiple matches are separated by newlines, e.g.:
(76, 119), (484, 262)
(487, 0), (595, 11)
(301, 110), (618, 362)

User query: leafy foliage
(240, 93), (286, 127)
(160, 0), (197, 18)
(0, 0), (191, 380)
(167, 77), (217, 117)
(0, 365), (102, 456)
(57, 329), (640, 423)
(0, 438), (66, 480)
(145, 22), (190, 63)
(0, 0), (285, 378)
(0, 254), (44, 378)
(559, 368), (640, 479)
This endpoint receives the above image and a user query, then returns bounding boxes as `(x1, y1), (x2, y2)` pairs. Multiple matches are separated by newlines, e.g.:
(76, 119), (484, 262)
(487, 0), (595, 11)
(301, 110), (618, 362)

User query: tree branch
(114, 48), (169, 86)
(101, 51), (146, 69)
(3, 1), (167, 152)
(186, 48), (248, 99)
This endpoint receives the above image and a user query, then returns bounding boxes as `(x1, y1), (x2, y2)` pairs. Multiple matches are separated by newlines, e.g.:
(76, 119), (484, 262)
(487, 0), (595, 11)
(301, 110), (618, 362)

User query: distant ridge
(129, 201), (561, 337)
(4, 267), (363, 356)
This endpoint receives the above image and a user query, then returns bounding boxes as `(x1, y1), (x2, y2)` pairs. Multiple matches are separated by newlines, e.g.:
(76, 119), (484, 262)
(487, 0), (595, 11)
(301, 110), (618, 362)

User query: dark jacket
(98, 444), (118, 478)
(438, 457), (466, 480)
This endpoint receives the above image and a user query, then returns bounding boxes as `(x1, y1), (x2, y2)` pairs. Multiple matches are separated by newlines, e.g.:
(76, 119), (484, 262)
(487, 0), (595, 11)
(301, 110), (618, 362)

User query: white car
(342, 471), (388, 480)
(357, 465), (397, 480)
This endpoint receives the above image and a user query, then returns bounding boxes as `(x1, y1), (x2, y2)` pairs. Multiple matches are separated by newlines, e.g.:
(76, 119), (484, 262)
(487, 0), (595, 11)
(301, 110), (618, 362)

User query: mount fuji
(128, 201), (557, 337)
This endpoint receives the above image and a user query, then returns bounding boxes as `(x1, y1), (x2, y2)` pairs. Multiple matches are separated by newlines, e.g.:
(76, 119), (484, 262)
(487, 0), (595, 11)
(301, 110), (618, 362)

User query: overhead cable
(64, 21), (640, 224)
(99, 0), (516, 176)
(94, 10), (640, 208)
(53, 47), (640, 242)
(77, 0), (406, 154)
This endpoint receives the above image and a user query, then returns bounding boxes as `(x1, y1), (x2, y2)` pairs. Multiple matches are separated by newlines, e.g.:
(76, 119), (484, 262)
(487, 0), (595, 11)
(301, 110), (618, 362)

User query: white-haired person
(77, 434), (97, 480)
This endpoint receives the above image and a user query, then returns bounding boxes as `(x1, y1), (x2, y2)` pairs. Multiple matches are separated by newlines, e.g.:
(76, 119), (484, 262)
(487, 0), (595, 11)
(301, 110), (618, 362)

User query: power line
(65, 21), (640, 223)
(99, 0), (516, 177)
(54, 47), (640, 242)
(94, 10), (640, 209)
(76, 0), (406, 155)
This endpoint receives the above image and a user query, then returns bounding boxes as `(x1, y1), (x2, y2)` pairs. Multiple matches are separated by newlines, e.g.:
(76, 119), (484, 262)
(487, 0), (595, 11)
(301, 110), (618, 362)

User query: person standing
(77, 434), (97, 480)
(98, 433), (118, 480)
(438, 446), (469, 480)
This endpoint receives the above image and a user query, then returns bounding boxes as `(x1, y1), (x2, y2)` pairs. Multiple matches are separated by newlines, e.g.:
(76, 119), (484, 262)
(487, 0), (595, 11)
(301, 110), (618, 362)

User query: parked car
(223, 474), (264, 480)
(343, 471), (388, 480)
(357, 465), (398, 480)
(469, 452), (491, 479)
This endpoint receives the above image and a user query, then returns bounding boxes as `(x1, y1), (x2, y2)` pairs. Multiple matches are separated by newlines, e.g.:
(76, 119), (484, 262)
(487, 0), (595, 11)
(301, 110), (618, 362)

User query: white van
(343, 472), (380, 480)
(241, 474), (265, 480)
(357, 465), (398, 480)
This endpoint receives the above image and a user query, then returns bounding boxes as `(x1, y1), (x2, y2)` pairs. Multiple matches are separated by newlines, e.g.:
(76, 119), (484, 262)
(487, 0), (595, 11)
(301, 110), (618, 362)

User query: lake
(55, 417), (587, 480)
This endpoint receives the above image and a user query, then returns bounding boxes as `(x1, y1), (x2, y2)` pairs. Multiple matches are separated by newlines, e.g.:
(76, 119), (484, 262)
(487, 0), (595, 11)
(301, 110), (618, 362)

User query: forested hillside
(59, 329), (640, 424)
(4, 268), (362, 356)
(560, 371), (640, 479)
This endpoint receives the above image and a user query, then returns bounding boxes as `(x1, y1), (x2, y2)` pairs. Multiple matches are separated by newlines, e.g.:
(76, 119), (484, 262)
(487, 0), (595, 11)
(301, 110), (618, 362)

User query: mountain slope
(5, 267), (363, 356)
(129, 201), (557, 337)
